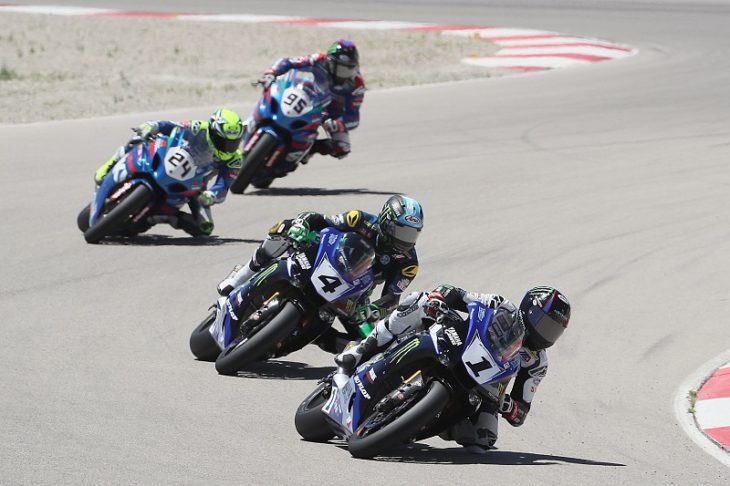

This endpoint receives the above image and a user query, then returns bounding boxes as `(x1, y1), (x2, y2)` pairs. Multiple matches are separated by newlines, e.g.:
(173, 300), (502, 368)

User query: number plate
(164, 147), (197, 181)
(461, 334), (501, 385)
(310, 255), (354, 301)
(281, 87), (313, 117)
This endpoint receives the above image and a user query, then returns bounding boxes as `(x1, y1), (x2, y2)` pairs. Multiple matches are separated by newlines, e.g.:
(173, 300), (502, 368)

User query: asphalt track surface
(2, 1), (730, 485)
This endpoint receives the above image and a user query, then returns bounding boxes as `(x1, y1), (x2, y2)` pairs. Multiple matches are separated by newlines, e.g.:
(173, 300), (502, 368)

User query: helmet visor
(528, 309), (566, 347)
(210, 129), (242, 155)
(334, 234), (375, 281)
(389, 224), (420, 252)
(333, 62), (357, 81)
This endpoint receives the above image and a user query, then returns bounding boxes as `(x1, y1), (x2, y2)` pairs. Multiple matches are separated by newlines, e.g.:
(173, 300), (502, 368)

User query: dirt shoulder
(0, 13), (502, 124)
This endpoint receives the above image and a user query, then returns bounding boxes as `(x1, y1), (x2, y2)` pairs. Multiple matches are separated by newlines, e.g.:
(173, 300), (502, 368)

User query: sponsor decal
(444, 327), (463, 346)
(328, 234), (338, 245)
(295, 253), (311, 270)
(354, 376), (371, 400)
(390, 338), (419, 365)
(396, 278), (410, 292)
(401, 265), (418, 278)
(190, 120), (202, 134)
(367, 368), (377, 384)
(404, 215), (421, 226)
(226, 299), (237, 320)
(346, 210), (360, 228)
(379, 255), (391, 265)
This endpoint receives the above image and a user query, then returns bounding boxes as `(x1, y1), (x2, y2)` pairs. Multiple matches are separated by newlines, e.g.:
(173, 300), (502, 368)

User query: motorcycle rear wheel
(215, 301), (303, 375)
(189, 310), (220, 362)
(295, 382), (335, 442)
(77, 204), (90, 232)
(229, 132), (278, 194)
(348, 380), (449, 459)
(83, 184), (153, 244)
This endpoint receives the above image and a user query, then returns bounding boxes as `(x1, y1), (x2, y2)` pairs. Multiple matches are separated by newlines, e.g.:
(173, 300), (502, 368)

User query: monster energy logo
(390, 338), (419, 365)
(253, 263), (278, 287)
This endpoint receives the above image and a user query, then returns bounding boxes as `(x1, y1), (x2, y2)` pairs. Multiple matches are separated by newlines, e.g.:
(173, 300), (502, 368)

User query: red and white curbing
(695, 362), (730, 451)
(0, 5), (637, 72)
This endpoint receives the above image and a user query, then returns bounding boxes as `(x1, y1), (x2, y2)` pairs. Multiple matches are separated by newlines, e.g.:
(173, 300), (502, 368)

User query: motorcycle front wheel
(214, 300), (303, 375)
(229, 132), (278, 194)
(347, 380), (450, 459)
(84, 184), (153, 244)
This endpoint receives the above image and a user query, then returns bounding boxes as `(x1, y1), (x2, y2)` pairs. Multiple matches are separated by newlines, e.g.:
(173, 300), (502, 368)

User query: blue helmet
(378, 195), (423, 253)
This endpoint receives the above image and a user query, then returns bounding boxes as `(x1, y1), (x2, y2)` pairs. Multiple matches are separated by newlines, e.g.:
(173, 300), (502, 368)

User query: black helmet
(377, 195), (423, 253)
(519, 287), (571, 349)
(326, 39), (359, 84)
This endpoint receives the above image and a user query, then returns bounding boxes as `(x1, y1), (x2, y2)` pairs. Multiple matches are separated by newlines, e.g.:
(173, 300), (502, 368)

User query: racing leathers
(94, 120), (242, 236)
(250, 52), (365, 168)
(217, 209), (419, 352)
(335, 284), (549, 452)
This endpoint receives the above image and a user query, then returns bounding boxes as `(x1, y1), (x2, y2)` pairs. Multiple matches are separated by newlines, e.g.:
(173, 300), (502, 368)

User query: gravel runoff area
(0, 12), (501, 124)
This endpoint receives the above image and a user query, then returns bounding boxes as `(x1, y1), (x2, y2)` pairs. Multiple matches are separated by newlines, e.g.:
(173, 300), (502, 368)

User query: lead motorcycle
(294, 301), (525, 458)
(77, 128), (210, 243)
(229, 68), (331, 194)
(189, 227), (377, 375)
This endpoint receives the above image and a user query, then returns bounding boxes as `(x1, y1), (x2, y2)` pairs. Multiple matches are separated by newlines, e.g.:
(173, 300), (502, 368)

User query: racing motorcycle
(229, 68), (331, 193)
(294, 301), (524, 458)
(77, 128), (210, 243)
(189, 227), (376, 375)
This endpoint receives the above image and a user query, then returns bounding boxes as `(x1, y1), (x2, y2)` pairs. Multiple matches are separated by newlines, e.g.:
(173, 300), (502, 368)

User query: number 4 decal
(318, 274), (342, 293)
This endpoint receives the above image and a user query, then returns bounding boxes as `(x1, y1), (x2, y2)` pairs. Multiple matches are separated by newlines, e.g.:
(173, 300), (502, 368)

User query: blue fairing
(89, 128), (209, 225)
(464, 302), (520, 381)
(312, 227), (374, 302)
(246, 68), (331, 152)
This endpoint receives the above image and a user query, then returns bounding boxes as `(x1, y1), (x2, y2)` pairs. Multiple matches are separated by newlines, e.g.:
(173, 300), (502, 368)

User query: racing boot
(94, 137), (144, 186)
(94, 149), (124, 186)
(217, 235), (290, 295)
(334, 319), (394, 374)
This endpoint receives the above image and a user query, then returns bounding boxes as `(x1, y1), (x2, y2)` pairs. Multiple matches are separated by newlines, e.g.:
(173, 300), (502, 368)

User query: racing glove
(499, 394), (529, 427)
(198, 190), (216, 207)
(259, 70), (276, 90)
(286, 220), (316, 245)
(424, 291), (449, 320)
(323, 118), (346, 134)
(132, 121), (160, 141)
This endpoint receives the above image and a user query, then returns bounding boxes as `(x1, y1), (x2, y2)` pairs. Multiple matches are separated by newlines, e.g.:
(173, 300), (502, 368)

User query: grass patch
(0, 64), (22, 81)
(688, 389), (698, 414)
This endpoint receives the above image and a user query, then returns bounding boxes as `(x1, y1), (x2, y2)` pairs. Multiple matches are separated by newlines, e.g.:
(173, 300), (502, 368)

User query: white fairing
(281, 87), (314, 117)
(322, 375), (357, 434)
(164, 147), (197, 181)
(310, 255), (356, 301)
(461, 333), (501, 385)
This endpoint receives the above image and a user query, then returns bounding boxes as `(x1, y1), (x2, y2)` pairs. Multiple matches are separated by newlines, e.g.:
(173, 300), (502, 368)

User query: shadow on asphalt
(101, 235), (262, 246)
(343, 443), (627, 466)
(232, 360), (335, 381)
(247, 187), (397, 197)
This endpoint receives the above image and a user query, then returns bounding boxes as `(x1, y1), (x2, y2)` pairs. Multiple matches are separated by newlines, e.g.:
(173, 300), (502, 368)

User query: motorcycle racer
(335, 285), (571, 453)
(246, 39), (364, 183)
(93, 108), (244, 236)
(216, 194), (424, 352)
